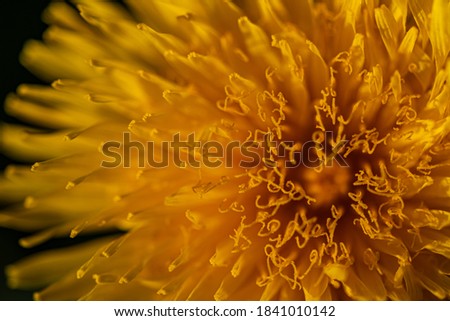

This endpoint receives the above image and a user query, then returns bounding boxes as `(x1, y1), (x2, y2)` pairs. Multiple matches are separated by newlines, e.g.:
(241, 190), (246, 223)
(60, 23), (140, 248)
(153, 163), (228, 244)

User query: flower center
(301, 164), (352, 207)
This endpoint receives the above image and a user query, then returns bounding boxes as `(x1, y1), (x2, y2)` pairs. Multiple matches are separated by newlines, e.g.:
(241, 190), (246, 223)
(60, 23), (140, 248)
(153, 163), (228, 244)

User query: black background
(0, 0), (54, 300)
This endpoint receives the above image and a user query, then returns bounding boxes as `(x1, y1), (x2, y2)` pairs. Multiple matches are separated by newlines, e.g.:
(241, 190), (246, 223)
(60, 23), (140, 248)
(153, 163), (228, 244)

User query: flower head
(1, 0), (450, 300)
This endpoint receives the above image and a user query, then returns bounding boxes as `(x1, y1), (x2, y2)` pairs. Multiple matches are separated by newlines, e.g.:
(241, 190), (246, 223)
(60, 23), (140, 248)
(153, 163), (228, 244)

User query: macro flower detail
(1, 0), (450, 300)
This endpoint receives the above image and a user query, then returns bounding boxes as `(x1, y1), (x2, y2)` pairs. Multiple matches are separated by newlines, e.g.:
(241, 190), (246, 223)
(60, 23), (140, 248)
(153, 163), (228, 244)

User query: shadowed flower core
(1, 0), (450, 300)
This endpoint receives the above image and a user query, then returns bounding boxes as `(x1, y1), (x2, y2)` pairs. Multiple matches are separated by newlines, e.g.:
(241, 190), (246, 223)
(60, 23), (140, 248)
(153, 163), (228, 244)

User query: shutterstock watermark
(101, 132), (349, 169)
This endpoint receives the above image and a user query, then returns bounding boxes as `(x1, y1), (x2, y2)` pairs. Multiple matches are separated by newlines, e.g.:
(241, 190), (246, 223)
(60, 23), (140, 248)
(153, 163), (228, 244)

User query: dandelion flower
(1, 0), (450, 300)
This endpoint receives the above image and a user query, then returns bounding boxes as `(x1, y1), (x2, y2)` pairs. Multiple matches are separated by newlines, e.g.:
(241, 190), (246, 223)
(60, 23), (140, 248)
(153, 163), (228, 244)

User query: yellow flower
(1, 0), (450, 300)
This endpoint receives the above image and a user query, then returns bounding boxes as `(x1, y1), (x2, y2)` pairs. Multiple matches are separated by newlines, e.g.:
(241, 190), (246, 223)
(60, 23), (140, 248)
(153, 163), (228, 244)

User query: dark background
(0, 0), (52, 300)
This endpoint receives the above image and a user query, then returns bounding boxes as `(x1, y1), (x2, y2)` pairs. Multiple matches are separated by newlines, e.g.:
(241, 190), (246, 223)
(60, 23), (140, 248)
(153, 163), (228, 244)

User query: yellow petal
(375, 5), (399, 59)
(430, 0), (450, 69)
(408, 0), (432, 47)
